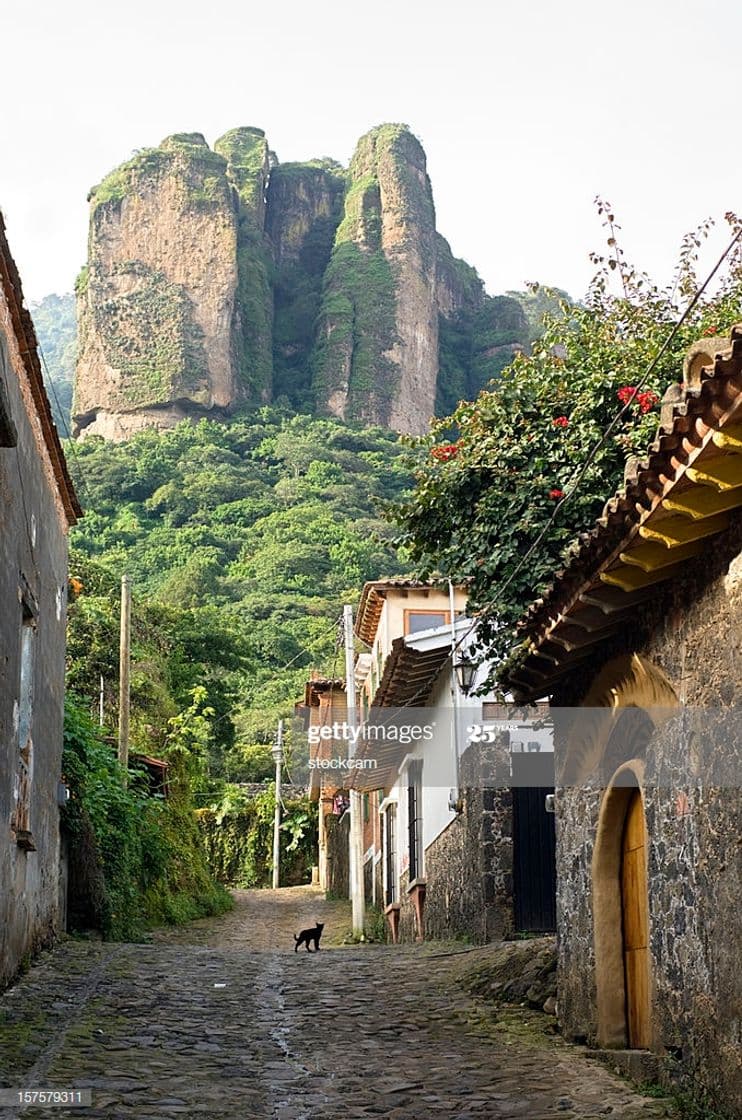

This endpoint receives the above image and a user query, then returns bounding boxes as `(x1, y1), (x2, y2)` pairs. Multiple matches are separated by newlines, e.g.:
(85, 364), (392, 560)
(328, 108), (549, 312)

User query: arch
(564, 655), (679, 1049)
(593, 757), (648, 1047)
(560, 653), (677, 786)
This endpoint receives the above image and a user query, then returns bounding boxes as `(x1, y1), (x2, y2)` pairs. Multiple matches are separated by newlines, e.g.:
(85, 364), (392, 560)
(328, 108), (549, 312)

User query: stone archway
(593, 758), (649, 1047)
(564, 655), (678, 1049)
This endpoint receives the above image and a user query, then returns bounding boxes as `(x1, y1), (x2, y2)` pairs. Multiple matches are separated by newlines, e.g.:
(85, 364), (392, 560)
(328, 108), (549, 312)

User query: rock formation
(74, 124), (531, 440)
(311, 125), (438, 433)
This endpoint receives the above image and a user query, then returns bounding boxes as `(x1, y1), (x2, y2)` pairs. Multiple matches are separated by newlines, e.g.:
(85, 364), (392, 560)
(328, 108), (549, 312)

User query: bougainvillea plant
(388, 204), (742, 681)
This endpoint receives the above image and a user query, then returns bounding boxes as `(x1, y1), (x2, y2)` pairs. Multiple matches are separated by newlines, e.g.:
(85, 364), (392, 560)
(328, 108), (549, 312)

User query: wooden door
(512, 772), (557, 933)
(621, 789), (650, 1048)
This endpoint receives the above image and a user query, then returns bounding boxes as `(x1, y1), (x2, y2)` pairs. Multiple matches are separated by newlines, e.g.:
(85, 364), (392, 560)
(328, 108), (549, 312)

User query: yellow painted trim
(686, 457), (742, 491)
(600, 562), (684, 592)
(712, 422), (742, 452)
(662, 485), (742, 520)
(639, 511), (729, 547)
(619, 539), (703, 572)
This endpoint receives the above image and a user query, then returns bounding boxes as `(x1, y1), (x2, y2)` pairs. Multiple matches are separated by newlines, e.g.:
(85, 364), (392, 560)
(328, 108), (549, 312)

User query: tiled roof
(354, 578), (464, 646)
(504, 326), (742, 700)
(0, 213), (81, 523)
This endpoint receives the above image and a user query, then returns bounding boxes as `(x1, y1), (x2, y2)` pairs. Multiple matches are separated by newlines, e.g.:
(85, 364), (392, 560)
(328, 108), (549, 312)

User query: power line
(37, 341), (94, 506)
(443, 223), (742, 665)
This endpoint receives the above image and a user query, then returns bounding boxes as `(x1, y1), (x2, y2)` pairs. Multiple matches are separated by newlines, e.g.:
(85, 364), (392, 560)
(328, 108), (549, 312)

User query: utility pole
(272, 719), (284, 890)
(99, 674), (105, 728)
(344, 604), (365, 937)
(118, 574), (131, 776)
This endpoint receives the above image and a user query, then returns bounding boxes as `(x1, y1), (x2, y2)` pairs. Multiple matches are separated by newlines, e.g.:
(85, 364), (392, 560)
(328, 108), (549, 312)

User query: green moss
(74, 265), (89, 298)
(89, 148), (162, 208)
(311, 241), (399, 424)
(92, 263), (208, 408)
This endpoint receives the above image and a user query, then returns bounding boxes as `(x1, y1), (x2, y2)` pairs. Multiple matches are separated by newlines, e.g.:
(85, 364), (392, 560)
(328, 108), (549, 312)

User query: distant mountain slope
(31, 292), (76, 433)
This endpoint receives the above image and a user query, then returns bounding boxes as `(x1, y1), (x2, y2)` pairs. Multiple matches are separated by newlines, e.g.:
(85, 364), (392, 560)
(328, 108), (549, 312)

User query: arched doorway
(621, 786), (650, 1048)
(592, 764), (651, 1048)
(569, 656), (677, 1050)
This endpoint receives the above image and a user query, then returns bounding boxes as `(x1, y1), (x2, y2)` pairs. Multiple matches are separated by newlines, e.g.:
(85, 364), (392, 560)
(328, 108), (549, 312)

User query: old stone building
(506, 330), (742, 1115)
(0, 214), (81, 987)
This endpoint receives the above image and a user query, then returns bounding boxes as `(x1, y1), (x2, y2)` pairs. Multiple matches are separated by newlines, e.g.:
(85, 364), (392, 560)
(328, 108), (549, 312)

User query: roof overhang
(507, 327), (742, 700)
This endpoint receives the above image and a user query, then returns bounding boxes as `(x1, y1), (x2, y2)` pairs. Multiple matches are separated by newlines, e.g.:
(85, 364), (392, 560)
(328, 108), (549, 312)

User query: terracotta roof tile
(506, 326), (742, 699)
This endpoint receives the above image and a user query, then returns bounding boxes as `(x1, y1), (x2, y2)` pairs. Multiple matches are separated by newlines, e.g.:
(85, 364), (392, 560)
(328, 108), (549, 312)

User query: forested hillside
(67, 410), (412, 788)
(31, 292), (76, 431)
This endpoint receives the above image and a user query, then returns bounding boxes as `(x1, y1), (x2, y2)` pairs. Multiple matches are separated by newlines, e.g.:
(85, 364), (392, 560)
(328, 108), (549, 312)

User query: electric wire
(441, 223), (742, 667)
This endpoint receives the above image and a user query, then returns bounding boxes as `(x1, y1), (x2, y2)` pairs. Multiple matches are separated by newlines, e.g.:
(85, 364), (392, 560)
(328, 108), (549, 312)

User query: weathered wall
(395, 735), (515, 944)
(554, 513), (742, 1116)
(0, 306), (69, 987)
(325, 811), (350, 899)
(421, 735), (515, 943)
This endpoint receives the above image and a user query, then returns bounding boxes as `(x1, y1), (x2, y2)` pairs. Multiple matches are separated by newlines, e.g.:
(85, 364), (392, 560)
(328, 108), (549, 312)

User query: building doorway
(621, 788), (650, 1048)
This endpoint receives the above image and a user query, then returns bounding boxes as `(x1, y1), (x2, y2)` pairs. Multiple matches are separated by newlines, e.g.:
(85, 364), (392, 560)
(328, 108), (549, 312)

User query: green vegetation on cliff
(212, 129), (274, 403)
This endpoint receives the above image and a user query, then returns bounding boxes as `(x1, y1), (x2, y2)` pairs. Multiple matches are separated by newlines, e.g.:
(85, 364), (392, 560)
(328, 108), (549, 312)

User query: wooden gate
(621, 789), (650, 1047)
(512, 753), (556, 933)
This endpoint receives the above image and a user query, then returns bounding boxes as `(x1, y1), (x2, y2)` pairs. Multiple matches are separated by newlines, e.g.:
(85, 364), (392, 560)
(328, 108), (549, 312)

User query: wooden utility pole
(272, 720), (284, 889)
(118, 574), (131, 775)
(344, 604), (365, 937)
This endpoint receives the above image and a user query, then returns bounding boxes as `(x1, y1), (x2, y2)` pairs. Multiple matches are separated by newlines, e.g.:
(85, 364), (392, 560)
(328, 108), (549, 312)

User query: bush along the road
(62, 697), (231, 940)
(198, 784), (317, 888)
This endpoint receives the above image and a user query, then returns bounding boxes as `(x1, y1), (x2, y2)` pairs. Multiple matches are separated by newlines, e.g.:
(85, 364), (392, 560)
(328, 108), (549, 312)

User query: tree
(388, 206), (742, 680)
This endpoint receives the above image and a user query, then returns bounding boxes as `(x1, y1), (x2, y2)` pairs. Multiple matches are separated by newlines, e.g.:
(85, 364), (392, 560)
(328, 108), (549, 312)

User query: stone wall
(554, 512), (742, 1116)
(0, 307), (70, 988)
(398, 735), (516, 944)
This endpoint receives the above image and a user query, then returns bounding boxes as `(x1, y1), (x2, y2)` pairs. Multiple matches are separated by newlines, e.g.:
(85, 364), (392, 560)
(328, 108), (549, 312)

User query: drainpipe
(344, 605), (365, 937)
(448, 580), (462, 813)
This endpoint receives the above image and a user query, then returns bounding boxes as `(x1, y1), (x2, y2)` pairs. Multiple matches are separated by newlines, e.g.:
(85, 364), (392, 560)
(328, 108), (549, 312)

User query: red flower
(552, 416), (569, 428)
(636, 390), (659, 414)
(431, 442), (460, 462)
(549, 488), (565, 499)
(617, 385), (638, 405)
(703, 326), (718, 336)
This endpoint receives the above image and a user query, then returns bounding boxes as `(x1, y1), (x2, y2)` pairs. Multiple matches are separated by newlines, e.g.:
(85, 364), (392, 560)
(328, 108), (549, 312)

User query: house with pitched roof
(0, 213), (81, 986)
(504, 329), (742, 1115)
(350, 579), (556, 944)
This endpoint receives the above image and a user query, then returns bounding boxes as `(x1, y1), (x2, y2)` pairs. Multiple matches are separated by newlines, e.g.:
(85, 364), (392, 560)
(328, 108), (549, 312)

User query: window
(18, 610), (35, 750)
(13, 602), (37, 848)
(384, 804), (398, 905)
(404, 610), (449, 635)
(407, 759), (423, 881)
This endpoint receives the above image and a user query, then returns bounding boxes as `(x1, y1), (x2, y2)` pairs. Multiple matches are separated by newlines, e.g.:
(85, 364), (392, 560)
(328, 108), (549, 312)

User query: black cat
(293, 921), (324, 952)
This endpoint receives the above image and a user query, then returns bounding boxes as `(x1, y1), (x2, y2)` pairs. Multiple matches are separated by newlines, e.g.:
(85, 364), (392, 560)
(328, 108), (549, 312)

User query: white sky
(2, 0), (741, 304)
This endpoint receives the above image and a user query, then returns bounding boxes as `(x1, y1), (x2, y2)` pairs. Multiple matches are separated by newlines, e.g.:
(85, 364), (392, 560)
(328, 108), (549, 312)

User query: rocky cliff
(74, 124), (530, 439)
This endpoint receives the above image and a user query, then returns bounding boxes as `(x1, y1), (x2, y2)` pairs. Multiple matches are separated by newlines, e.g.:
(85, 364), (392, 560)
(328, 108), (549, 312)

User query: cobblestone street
(0, 887), (677, 1119)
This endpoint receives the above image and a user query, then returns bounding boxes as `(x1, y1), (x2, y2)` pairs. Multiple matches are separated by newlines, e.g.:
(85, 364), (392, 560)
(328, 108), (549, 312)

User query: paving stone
(0, 885), (678, 1120)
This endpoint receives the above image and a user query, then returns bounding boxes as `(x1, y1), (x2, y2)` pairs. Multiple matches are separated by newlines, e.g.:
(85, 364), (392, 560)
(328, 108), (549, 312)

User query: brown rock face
(74, 134), (240, 438)
(311, 125), (440, 434)
(73, 122), (529, 441)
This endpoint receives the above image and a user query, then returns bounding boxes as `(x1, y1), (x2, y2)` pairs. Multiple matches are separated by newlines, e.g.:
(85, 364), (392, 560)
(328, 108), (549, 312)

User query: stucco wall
(0, 302), (70, 988)
(554, 513), (741, 1115)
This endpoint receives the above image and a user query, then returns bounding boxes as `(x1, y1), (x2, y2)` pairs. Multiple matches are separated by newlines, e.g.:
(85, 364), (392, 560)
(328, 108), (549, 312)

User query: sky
(2, 0), (741, 305)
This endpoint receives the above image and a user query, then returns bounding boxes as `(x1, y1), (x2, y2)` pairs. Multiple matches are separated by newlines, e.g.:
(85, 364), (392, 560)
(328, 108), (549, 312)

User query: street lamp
(454, 654), (478, 695)
(272, 720), (284, 889)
